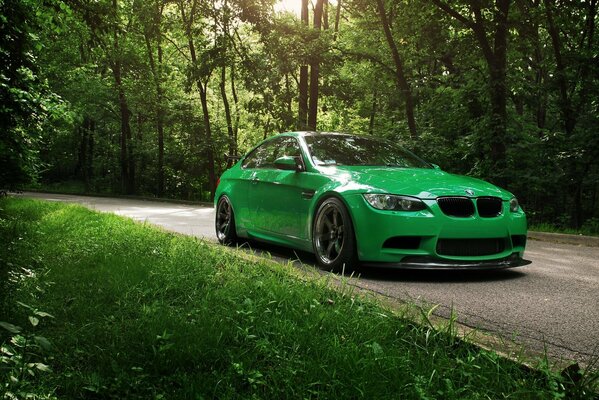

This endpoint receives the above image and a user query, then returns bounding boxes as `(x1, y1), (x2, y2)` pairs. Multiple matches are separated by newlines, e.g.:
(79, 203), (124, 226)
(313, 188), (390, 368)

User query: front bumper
(362, 254), (531, 270)
(344, 194), (529, 266)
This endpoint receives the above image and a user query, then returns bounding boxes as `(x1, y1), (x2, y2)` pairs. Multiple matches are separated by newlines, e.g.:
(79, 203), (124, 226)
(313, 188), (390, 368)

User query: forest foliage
(1, 0), (598, 230)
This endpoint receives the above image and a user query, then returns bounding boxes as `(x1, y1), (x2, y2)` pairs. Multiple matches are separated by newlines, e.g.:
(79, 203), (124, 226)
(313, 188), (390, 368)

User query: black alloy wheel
(215, 195), (237, 245)
(313, 197), (358, 273)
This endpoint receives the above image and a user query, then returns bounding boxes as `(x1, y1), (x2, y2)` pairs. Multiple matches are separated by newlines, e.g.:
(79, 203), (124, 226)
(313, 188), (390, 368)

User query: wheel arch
(309, 191), (357, 242)
(215, 192), (242, 237)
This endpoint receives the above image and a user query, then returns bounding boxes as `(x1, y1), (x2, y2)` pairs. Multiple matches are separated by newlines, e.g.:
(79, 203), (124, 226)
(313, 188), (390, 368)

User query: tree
(0, 0), (54, 188)
(178, 0), (217, 199)
(374, 0), (417, 138)
(432, 0), (511, 178)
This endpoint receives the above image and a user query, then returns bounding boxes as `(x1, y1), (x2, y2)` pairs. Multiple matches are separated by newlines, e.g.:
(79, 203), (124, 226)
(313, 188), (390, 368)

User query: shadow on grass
(234, 239), (528, 284)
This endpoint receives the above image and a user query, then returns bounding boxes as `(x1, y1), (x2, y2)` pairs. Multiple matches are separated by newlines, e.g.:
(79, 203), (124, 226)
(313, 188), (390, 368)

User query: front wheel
(215, 195), (237, 245)
(312, 197), (359, 273)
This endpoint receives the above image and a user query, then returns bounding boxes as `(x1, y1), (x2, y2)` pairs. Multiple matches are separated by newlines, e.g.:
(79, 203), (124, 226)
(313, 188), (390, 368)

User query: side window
(277, 137), (302, 159)
(242, 137), (302, 169)
(242, 140), (279, 169)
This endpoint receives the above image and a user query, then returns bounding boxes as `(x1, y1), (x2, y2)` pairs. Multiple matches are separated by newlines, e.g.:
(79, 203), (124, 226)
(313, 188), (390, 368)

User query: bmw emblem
(465, 189), (475, 196)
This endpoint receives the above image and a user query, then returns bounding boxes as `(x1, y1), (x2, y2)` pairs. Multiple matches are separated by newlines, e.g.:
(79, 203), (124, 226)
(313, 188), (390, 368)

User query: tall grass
(1, 198), (596, 399)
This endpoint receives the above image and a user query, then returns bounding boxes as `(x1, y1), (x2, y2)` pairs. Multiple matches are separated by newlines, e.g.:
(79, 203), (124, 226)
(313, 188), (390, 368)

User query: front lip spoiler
(362, 255), (531, 270)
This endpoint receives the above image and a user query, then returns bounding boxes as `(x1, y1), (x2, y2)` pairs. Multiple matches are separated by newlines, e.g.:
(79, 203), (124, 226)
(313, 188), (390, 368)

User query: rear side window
(242, 137), (302, 169)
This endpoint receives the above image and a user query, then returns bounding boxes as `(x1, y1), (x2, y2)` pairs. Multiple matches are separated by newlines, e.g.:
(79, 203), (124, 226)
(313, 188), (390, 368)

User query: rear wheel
(215, 195), (237, 245)
(312, 197), (359, 273)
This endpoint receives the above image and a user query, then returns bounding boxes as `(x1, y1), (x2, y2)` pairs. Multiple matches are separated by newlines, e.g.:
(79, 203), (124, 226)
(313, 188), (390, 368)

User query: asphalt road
(21, 192), (599, 365)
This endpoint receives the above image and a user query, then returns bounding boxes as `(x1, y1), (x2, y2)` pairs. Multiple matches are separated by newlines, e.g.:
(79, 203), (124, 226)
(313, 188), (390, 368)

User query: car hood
(328, 166), (511, 199)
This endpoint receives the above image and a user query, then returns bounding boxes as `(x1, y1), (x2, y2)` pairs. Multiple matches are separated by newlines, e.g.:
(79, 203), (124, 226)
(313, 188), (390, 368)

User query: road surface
(20, 192), (599, 365)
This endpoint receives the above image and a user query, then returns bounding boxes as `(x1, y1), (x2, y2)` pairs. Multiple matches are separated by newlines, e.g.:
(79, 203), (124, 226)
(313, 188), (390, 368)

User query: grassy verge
(1, 198), (597, 399)
(529, 223), (599, 237)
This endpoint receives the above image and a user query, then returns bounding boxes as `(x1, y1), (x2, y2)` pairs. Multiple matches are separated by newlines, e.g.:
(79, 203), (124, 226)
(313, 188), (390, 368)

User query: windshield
(304, 135), (432, 168)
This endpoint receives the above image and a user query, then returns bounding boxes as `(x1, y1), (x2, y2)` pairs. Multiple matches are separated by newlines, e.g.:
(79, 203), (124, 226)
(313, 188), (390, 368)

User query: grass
(529, 223), (599, 237)
(23, 180), (89, 194)
(0, 198), (597, 399)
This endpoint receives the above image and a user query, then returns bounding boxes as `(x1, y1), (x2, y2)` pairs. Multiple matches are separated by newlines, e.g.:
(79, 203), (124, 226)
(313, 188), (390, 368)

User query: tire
(215, 195), (237, 245)
(312, 197), (359, 273)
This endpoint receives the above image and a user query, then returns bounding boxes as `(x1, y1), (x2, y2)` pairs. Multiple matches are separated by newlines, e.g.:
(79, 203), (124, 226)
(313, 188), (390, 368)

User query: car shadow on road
(235, 240), (528, 284)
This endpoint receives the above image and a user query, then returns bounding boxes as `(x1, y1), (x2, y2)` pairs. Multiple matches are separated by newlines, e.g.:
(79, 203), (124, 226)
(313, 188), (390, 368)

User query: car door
(247, 137), (312, 240)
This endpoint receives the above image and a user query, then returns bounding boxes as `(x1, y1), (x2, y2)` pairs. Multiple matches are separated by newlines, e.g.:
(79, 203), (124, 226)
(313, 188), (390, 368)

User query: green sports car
(214, 132), (530, 272)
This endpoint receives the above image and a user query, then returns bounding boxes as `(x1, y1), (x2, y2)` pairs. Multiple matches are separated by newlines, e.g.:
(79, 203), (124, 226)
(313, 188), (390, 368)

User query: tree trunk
(543, 0), (575, 136)
(221, 65), (235, 164)
(143, 2), (165, 196)
(231, 64), (239, 154)
(369, 89), (377, 134)
(298, 0), (309, 130)
(157, 38), (164, 197)
(307, 0), (325, 131)
(198, 81), (216, 198)
(87, 118), (94, 191)
(334, 0), (341, 40)
(127, 111), (135, 192)
(111, 11), (133, 194)
(220, 1), (236, 165)
(375, 0), (417, 139)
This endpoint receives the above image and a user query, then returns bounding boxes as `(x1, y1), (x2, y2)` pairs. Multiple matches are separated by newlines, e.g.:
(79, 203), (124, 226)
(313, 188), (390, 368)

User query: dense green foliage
(1, 0), (598, 231)
(1, 197), (597, 398)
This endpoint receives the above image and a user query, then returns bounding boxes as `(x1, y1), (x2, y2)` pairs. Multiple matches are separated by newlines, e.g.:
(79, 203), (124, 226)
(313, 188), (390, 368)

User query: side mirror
(274, 156), (303, 172)
(431, 163), (441, 170)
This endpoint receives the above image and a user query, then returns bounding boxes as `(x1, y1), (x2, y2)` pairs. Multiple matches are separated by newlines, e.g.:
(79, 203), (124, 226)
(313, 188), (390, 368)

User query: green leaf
(34, 362), (52, 372)
(34, 311), (54, 318)
(34, 335), (52, 351)
(0, 322), (22, 334)
(16, 301), (33, 311)
(29, 316), (39, 327)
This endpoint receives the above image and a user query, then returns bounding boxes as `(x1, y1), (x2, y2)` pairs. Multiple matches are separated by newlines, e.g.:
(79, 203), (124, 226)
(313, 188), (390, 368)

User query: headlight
(364, 194), (426, 211)
(509, 197), (520, 212)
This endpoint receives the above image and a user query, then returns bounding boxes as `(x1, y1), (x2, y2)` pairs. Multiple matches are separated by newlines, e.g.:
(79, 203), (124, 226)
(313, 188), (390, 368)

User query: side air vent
(477, 197), (502, 217)
(383, 236), (421, 250)
(437, 197), (474, 217)
(511, 235), (526, 248)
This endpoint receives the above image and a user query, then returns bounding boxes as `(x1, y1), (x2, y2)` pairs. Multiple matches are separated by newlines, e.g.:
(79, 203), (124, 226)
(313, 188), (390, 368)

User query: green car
(214, 132), (529, 272)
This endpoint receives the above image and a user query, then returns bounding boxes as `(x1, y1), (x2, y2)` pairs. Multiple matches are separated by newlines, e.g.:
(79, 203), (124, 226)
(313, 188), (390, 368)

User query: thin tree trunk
(307, 0), (324, 131)
(544, 0), (575, 135)
(334, 0), (341, 40)
(369, 89), (377, 134)
(230, 64), (239, 154)
(220, 0), (235, 165)
(128, 111), (135, 192)
(87, 118), (94, 191)
(298, 0), (309, 130)
(76, 120), (87, 182)
(221, 65), (235, 163)
(144, 19), (165, 196)
(375, 0), (417, 139)
(112, 0), (133, 194)
(198, 80), (216, 198)
(157, 39), (164, 196)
